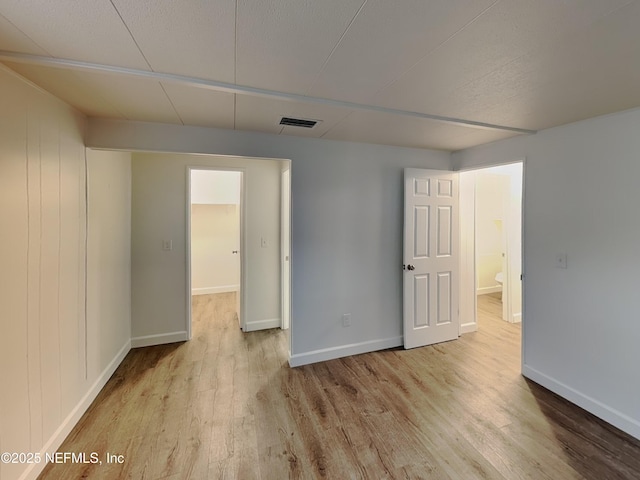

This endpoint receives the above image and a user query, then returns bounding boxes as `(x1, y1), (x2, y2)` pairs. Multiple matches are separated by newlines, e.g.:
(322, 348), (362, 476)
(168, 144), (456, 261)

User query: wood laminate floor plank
(37, 293), (640, 480)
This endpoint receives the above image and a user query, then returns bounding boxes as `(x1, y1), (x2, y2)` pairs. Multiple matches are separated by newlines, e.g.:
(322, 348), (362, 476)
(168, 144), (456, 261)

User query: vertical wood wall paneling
(0, 76), (29, 480)
(0, 69), (93, 480)
(25, 100), (44, 453)
(39, 106), (63, 442)
(79, 150), (88, 382)
(0, 66), (133, 480)
(59, 124), (83, 413)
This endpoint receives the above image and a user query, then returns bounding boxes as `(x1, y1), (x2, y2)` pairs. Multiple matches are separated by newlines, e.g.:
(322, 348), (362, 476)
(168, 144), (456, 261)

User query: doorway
(188, 168), (243, 331)
(459, 162), (523, 334)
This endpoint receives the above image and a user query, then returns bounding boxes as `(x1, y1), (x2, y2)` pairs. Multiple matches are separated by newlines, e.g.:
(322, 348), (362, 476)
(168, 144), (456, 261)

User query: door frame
(186, 166), (246, 338)
(280, 165), (291, 331)
(457, 159), (526, 367)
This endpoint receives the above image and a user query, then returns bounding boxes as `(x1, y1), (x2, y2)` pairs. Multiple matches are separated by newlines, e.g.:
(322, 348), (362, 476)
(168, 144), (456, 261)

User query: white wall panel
(39, 109), (63, 441)
(0, 71), (30, 480)
(0, 66), (131, 480)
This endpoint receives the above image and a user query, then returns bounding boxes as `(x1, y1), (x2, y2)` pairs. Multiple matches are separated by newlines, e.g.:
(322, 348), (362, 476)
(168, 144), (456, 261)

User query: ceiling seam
(0, 12), (52, 56)
(302, 0), (368, 97)
(159, 82), (184, 125)
(319, 111), (356, 139)
(108, 0), (154, 71)
(0, 51), (536, 135)
(107, 1), (182, 125)
(368, 0), (501, 100)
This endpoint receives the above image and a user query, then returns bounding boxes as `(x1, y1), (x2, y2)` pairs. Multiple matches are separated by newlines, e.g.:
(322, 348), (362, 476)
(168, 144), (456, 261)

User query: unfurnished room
(1, 1), (640, 479)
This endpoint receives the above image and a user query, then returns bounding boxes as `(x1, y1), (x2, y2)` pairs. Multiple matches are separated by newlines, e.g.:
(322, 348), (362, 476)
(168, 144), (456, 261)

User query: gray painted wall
(454, 107), (640, 439)
(130, 153), (282, 340)
(88, 119), (450, 364)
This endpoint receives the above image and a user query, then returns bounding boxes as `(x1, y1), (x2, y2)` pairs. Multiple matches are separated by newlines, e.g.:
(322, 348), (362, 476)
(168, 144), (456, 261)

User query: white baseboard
(511, 312), (522, 323)
(21, 340), (131, 480)
(460, 322), (478, 334)
(477, 286), (502, 295)
(523, 365), (640, 441)
(244, 318), (281, 332)
(192, 284), (239, 295)
(289, 336), (403, 367)
(131, 331), (188, 348)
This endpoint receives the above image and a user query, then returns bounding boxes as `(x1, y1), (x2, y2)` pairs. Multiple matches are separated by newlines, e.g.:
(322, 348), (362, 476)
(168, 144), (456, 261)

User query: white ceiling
(2, 0), (640, 151)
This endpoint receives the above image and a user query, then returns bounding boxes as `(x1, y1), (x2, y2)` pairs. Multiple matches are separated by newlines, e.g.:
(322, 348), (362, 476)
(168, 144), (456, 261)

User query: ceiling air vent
(279, 116), (318, 128)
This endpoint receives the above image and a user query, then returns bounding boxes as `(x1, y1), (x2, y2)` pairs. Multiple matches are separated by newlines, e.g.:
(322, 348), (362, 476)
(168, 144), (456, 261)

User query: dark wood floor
(38, 293), (640, 479)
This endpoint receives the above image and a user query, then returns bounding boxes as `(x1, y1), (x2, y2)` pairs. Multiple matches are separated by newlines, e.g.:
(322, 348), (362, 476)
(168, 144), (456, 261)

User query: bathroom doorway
(459, 162), (523, 332)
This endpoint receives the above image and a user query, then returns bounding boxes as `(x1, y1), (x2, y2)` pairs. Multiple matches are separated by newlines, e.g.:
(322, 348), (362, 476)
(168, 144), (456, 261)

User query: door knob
(407, 264), (415, 270)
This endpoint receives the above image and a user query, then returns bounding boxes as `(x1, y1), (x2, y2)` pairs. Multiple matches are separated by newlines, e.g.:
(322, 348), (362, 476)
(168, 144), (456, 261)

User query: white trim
(191, 285), (239, 295)
(131, 331), (188, 348)
(280, 165), (291, 332)
(511, 312), (522, 323)
(477, 285), (502, 295)
(0, 51), (536, 136)
(186, 169), (193, 340)
(20, 340), (130, 480)
(458, 170), (478, 338)
(460, 323), (478, 334)
(244, 318), (281, 332)
(523, 365), (640, 441)
(289, 336), (403, 367)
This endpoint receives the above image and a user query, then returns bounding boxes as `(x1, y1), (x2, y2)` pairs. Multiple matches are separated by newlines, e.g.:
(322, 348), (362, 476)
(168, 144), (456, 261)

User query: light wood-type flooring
(38, 292), (640, 479)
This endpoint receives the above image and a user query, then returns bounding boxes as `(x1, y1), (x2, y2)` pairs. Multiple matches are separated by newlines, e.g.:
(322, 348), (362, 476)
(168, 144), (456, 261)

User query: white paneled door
(404, 169), (459, 349)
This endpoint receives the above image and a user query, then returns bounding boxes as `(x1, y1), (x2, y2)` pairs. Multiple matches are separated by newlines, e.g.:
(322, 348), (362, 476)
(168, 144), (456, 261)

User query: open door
(404, 168), (459, 349)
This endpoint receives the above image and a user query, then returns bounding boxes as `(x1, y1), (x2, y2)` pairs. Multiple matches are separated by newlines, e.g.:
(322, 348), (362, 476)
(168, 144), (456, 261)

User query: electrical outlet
(342, 313), (351, 327)
(162, 239), (173, 251)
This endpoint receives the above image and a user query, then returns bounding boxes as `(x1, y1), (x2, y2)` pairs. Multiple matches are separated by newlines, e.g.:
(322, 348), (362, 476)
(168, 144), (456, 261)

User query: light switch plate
(555, 253), (567, 268)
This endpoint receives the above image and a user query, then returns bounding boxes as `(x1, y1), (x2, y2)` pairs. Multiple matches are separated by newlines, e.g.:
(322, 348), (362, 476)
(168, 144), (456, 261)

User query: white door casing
(281, 167), (291, 330)
(404, 169), (460, 349)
